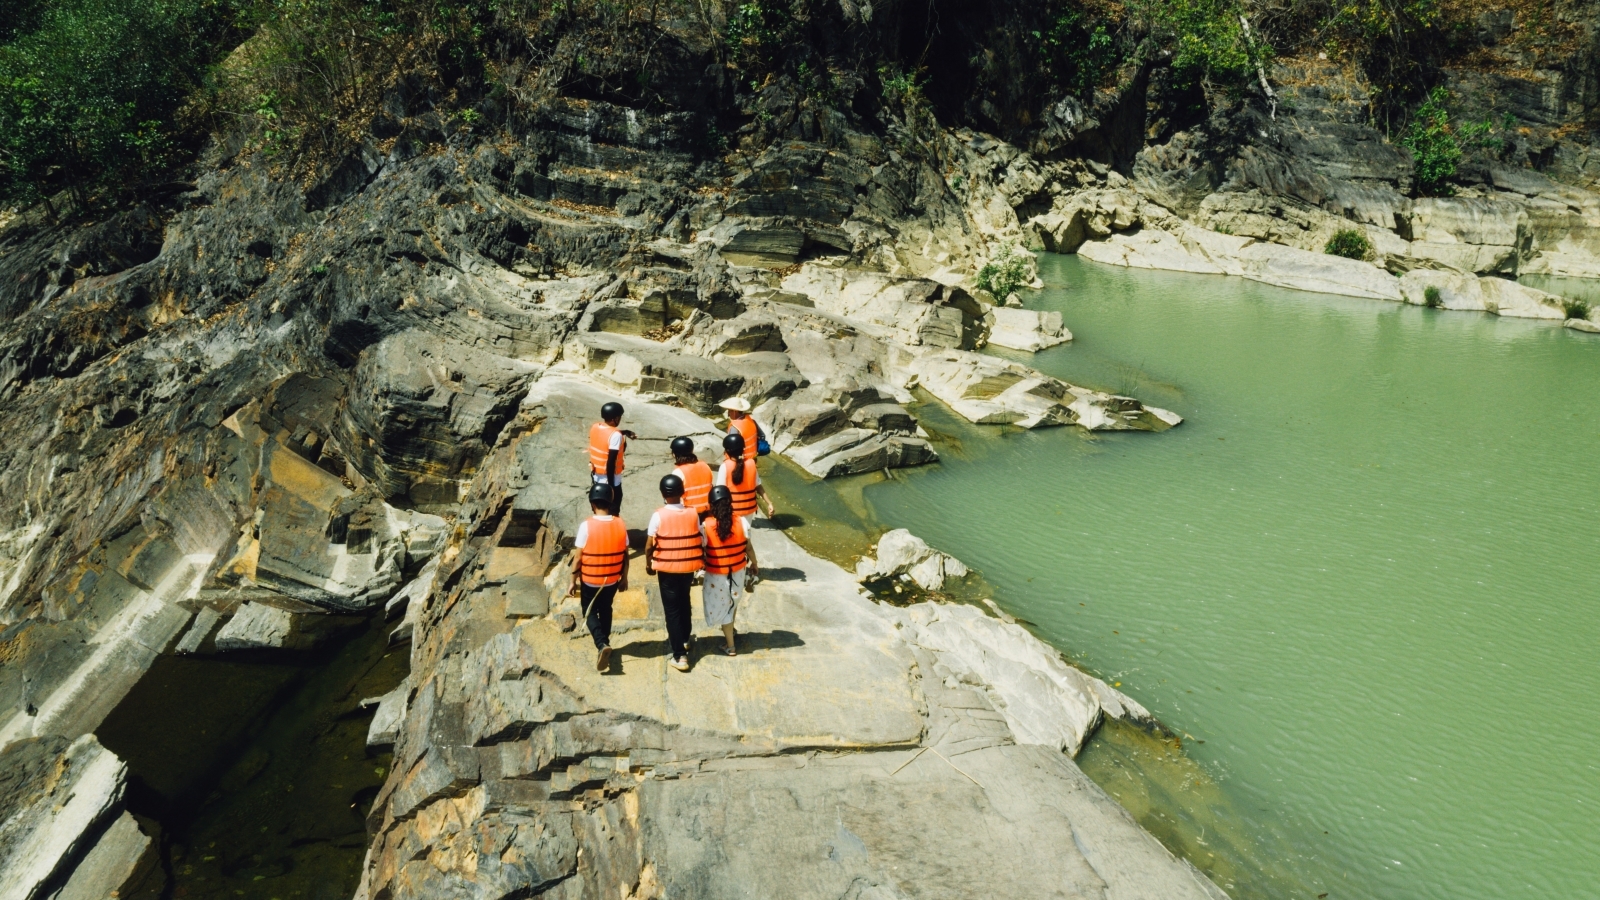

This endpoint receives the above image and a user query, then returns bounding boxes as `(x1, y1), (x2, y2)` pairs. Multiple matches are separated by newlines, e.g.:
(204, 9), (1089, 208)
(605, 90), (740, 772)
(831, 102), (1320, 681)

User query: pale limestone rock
(778, 265), (986, 350)
(986, 306), (1072, 352)
(52, 811), (152, 900)
(0, 735), (127, 900)
(1564, 317), (1600, 332)
(1077, 229), (1226, 274)
(854, 529), (969, 591)
(366, 679), (411, 750)
(899, 348), (1181, 432)
(1234, 242), (1404, 301)
(214, 601), (294, 650)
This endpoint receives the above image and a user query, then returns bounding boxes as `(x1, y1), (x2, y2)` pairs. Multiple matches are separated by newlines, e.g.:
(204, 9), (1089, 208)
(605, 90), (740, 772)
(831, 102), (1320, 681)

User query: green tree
(1399, 87), (1460, 195)
(0, 0), (242, 208)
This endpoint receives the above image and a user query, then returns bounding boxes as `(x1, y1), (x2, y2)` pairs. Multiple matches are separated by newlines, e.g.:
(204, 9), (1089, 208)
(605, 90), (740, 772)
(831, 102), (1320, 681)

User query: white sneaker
(670, 656), (691, 672)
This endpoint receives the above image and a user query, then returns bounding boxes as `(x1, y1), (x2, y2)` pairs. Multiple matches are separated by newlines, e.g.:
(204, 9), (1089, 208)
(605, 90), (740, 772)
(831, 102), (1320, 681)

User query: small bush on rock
(1423, 286), (1442, 308)
(977, 244), (1031, 301)
(1561, 297), (1592, 321)
(1324, 228), (1372, 260)
(1401, 87), (1461, 196)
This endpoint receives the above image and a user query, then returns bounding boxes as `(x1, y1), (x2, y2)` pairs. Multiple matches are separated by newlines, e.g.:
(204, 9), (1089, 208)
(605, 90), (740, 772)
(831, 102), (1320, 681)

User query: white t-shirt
(647, 503), (706, 545)
(573, 515), (617, 548)
(592, 430), (626, 486)
(714, 460), (760, 488)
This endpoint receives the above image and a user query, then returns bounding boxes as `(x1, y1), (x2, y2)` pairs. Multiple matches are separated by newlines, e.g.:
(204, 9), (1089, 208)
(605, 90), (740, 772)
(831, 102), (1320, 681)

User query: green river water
(772, 254), (1600, 900)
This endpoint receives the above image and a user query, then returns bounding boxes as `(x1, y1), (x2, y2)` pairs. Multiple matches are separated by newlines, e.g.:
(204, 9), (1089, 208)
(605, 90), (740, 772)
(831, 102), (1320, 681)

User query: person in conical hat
(720, 396), (760, 465)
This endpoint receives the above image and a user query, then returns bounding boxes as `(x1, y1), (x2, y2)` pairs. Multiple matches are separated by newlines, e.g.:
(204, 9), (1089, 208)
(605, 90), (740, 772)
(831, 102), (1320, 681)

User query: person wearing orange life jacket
(569, 483), (629, 673)
(588, 401), (637, 516)
(715, 432), (774, 519)
(669, 436), (714, 518)
(645, 474), (704, 672)
(719, 396), (760, 465)
(702, 484), (759, 657)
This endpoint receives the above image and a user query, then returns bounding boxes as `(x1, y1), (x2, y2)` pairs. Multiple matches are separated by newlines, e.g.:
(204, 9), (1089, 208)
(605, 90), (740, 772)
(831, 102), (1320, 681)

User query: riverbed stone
(856, 529), (970, 592)
(986, 306), (1073, 351)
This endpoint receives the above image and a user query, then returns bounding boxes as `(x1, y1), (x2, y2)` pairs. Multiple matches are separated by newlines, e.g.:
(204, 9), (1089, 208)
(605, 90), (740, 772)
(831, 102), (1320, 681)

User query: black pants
(657, 572), (694, 660)
(580, 582), (618, 650)
(606, 482), (623, 516)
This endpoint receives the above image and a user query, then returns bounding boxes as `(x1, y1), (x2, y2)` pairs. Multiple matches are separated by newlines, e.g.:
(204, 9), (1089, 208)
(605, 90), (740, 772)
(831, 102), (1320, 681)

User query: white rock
(0, 736), (127, 900)
(1235, 241), (1403, 301)
(894, 603), (1106, 754)
(986, 307), (1072, 352)
(856, 529), (968, 591)
(213, 602), (294, 650)
(52, 811), (152, 900)
(366, 679), (411, 750)
(1564, 317), (1600, 333)
(1077, 229), (1226, 274)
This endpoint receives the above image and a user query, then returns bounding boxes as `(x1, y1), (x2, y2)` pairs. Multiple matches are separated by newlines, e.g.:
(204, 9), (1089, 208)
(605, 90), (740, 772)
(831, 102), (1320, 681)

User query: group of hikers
(568, 398), (777, 674)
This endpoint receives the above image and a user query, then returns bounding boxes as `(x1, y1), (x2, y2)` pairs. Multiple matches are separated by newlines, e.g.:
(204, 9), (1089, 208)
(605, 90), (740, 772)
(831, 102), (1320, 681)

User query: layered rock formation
(350, 375), (1216, 899)
(0, 37), (1189, 896)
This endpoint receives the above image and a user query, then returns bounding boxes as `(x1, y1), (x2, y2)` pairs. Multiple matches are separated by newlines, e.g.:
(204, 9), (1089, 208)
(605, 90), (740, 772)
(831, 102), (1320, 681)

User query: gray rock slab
(0, 735), (127, 900)
(51, 811), (152, 900)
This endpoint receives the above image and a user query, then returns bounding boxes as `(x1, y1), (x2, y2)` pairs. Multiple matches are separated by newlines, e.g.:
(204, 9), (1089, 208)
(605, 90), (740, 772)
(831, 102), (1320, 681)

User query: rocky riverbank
(351, 374), (1219, 898)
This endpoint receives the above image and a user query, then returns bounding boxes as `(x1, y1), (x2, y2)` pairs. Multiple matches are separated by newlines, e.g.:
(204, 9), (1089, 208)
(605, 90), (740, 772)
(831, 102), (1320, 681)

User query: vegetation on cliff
(0, 0), (1593, 209)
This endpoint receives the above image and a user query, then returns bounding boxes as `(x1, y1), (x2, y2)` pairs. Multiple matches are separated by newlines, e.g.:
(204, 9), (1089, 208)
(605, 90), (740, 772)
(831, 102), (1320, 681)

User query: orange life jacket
(703, 515), (748, 575)
(579, 516), (627, 587)
(729, 416), (759, 462)
(651, 505), (704, 573)
(589, 422), (625, 476)
(675, 461), (714, 515)
(723, 455), (758, 517)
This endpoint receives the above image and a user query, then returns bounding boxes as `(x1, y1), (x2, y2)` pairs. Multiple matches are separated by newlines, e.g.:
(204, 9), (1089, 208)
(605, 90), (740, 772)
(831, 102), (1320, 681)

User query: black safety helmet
(587, 483), (614, 505)
(658, 474), (684, 497)
(708, 485), (733, 504)
(600, 401), (624, 421)
(722, 432), (745, 456)
(669, 436), (695, 458)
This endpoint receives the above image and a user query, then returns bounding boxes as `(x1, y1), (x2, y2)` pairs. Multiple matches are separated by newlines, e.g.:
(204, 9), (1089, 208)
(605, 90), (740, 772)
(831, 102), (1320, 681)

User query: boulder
(779, 266), (988, 350)
(0, 735), (127, 900)
(577, 333), (744, 415)
(785, 429), (938, 478)
(902, 348), (1179, 432)
(1398, 271), (1566, 318)
(1077, 229), (1226, 275)
(855, 529), (969, 591)
(985, 307), (1072, 352)
(334, 330), (539, 509)
(213, 601), (357, 651)
(52, 811), (153, 900)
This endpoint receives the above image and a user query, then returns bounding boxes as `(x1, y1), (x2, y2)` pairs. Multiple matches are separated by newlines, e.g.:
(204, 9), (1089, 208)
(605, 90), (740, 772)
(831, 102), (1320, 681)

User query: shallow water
(99, 614), (407, 900)
(791, 255), (1600, 900)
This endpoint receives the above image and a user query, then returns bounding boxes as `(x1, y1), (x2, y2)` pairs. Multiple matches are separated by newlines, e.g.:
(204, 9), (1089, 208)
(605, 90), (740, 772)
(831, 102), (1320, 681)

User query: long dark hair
(710, 491), (735, 540)
(730, 454), (745, 488)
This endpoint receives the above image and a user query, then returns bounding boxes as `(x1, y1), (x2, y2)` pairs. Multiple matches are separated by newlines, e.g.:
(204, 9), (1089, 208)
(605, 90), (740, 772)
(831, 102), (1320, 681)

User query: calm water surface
(841, 255), (1598, 900)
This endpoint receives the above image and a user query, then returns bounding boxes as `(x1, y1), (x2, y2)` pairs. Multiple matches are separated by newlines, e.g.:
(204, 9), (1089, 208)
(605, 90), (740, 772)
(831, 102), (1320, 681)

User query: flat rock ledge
(352, 376), (1221, 900)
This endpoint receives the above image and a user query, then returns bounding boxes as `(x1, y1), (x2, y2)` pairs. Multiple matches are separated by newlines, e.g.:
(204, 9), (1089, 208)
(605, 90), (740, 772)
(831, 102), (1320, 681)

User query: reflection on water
(99, 614), (407, 900)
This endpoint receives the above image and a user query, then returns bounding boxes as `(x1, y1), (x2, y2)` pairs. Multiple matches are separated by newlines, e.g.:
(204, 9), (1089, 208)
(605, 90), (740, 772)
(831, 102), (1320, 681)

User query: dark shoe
(596, 646), (613, 672)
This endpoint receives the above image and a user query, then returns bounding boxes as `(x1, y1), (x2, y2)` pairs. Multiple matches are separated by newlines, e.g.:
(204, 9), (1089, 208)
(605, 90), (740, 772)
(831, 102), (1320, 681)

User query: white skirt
(701, 568), (747, 627)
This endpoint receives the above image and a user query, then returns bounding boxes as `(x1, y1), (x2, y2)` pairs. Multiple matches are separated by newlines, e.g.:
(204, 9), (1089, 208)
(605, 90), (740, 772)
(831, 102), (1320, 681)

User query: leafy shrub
(976, 244), (1032, 300)
(0, 0), (243, 207)
(1324, 228), (1372, 260)
(1400, 87), (1460, 196)
(1423, 285), (1442, 308)
(1033, 6), (1122, 99)
(1131, 0), (1264, 93)
(1561, 297), (1592, 321)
